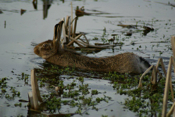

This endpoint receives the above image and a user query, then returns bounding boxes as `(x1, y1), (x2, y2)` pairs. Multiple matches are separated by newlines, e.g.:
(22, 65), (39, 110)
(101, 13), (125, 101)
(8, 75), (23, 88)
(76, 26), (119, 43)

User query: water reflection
(32, 0), (37, 10)
(43, 0), (52, 19)
(32, 0), (52, 19)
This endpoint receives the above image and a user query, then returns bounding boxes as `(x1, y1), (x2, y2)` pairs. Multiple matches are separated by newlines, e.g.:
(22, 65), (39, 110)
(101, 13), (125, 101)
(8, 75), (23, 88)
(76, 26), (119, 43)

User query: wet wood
(68, 17), (71, 44)
(57, 21), (63, 44)
(154, 58), (167, 83)
(79, 34), (89, 45)
(19, 99), (29, 102)
(78, 38), (88, 45)
(29, 69), (43, 110)
(63, 14), (113, 50)
(73, 16), (78, 37)
(28, 92), (34, 108)
(67, 34), (83, 46)
(151, 66), (157, 85)
(166, 103), (175, 117)
(54, 4), (111, 51)
(31, 69), (39, 110)
(95, 43), (110, 45)
(169, 57), (174, 103)
(138, 56), (175, 117)
(32, 0), (37, 10)
(76, 10), (88, 17)
(108, 38), (115, 42)
(46, 113), (75, 117)
(65, 16), (70, 44)
(20, 9), (26, 15)
(75, 6), (90, 17)
(114, 42), (124, 46)
(31, 69), (43, 109)
(171, 36), (175, 60)
(88, 44), (114, 49)
(61, 18), (66, 48)
(155, 2), (175, 7)
(170, 36), (175, 117)
(70, 16), (77, 25)
(155, 58), (167, 76)
(65, 16), (70, 30)
(162, 57), (172, 117)
(118, 24), (154, 36)
(138, 65), (153, 88)
(117, 24), (137, 28)
(71, 2), (73, 35)
(138, 56), (175, 116)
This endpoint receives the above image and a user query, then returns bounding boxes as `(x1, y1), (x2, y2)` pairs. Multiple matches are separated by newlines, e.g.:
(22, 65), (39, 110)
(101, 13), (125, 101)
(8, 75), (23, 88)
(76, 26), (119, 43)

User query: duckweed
(0, 76), (21, 101)
(35, 66), (113, 114)
(46, 96), (61, 113)
(91, 90), (98, 95)
(33, 61), (174, 116)
(111, 73), (174, 117)
(14, 103), (22, 107)
(102, 115), (108, 117)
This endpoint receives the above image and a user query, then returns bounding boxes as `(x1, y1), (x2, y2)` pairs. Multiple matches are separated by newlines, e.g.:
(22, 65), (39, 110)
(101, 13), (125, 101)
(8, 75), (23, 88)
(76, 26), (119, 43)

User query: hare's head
(34, 21), (64, 59)
(34, 40), (54, 59)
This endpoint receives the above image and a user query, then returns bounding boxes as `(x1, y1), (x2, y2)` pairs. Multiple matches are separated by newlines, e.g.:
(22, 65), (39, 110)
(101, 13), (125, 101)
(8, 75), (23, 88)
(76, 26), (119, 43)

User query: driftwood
(62, 15), (114, 51)
(155, 2), (175, 7)
(20, 9), (26, 15)
(75, 6), (90, 17)
(56, 3), (116, 53)
(138, 36), (175, 117)
(161, 56), (175, 117)
(138, 58), (166, 88)
(166, 103), (175, 117)
(28, 69), (76, 116)
(28, 69), (43, 110)
(118, 24), (154, 36)
(32, 0), (37, 10)
(162, 36), (175, 117)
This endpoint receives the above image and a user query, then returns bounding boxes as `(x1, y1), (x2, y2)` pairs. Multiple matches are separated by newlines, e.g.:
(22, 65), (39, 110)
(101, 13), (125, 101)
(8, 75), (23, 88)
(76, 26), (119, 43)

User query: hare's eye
(42, 43), (47, 47)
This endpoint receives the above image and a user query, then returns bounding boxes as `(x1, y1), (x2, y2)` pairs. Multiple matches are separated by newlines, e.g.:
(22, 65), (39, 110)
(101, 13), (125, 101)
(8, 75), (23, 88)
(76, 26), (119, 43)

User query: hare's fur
(34, 40), (150, 74)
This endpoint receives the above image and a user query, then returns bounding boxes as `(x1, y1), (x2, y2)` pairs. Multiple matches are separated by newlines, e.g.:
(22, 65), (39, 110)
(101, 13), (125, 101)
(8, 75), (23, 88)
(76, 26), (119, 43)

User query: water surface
(0, 0), (175, 116)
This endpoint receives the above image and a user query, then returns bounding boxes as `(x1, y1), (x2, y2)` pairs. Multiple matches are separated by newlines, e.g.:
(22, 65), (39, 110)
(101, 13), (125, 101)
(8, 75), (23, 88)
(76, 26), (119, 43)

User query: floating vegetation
(0, 77), (21, 101)
(29, 59), (175, 117)
(104, 71), (175, 117)
(34, 67), (113, 115)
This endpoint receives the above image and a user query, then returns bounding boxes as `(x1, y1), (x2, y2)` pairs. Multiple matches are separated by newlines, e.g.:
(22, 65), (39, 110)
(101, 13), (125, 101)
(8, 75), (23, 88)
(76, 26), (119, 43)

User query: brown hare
(34, 21), (150, 74)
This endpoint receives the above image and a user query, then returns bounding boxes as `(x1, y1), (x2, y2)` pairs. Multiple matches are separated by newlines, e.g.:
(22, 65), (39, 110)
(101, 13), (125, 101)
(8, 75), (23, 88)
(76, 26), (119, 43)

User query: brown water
(0, 0), (175, 116)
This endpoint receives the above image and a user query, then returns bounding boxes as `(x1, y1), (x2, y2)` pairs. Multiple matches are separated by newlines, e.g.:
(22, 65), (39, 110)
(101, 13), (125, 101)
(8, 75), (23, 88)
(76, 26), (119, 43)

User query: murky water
(0, 0), (175, 116)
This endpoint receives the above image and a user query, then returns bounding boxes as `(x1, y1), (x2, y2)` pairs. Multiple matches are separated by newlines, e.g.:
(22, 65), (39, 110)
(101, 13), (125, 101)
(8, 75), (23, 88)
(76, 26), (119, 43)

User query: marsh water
(0, 0), (175, 116)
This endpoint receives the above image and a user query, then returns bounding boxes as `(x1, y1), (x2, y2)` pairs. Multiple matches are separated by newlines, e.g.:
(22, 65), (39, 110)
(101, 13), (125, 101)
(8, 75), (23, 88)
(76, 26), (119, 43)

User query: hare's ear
(53, 20), (64, 52)
(57, 21), (63, 42)
(53, 24), (59, 41)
